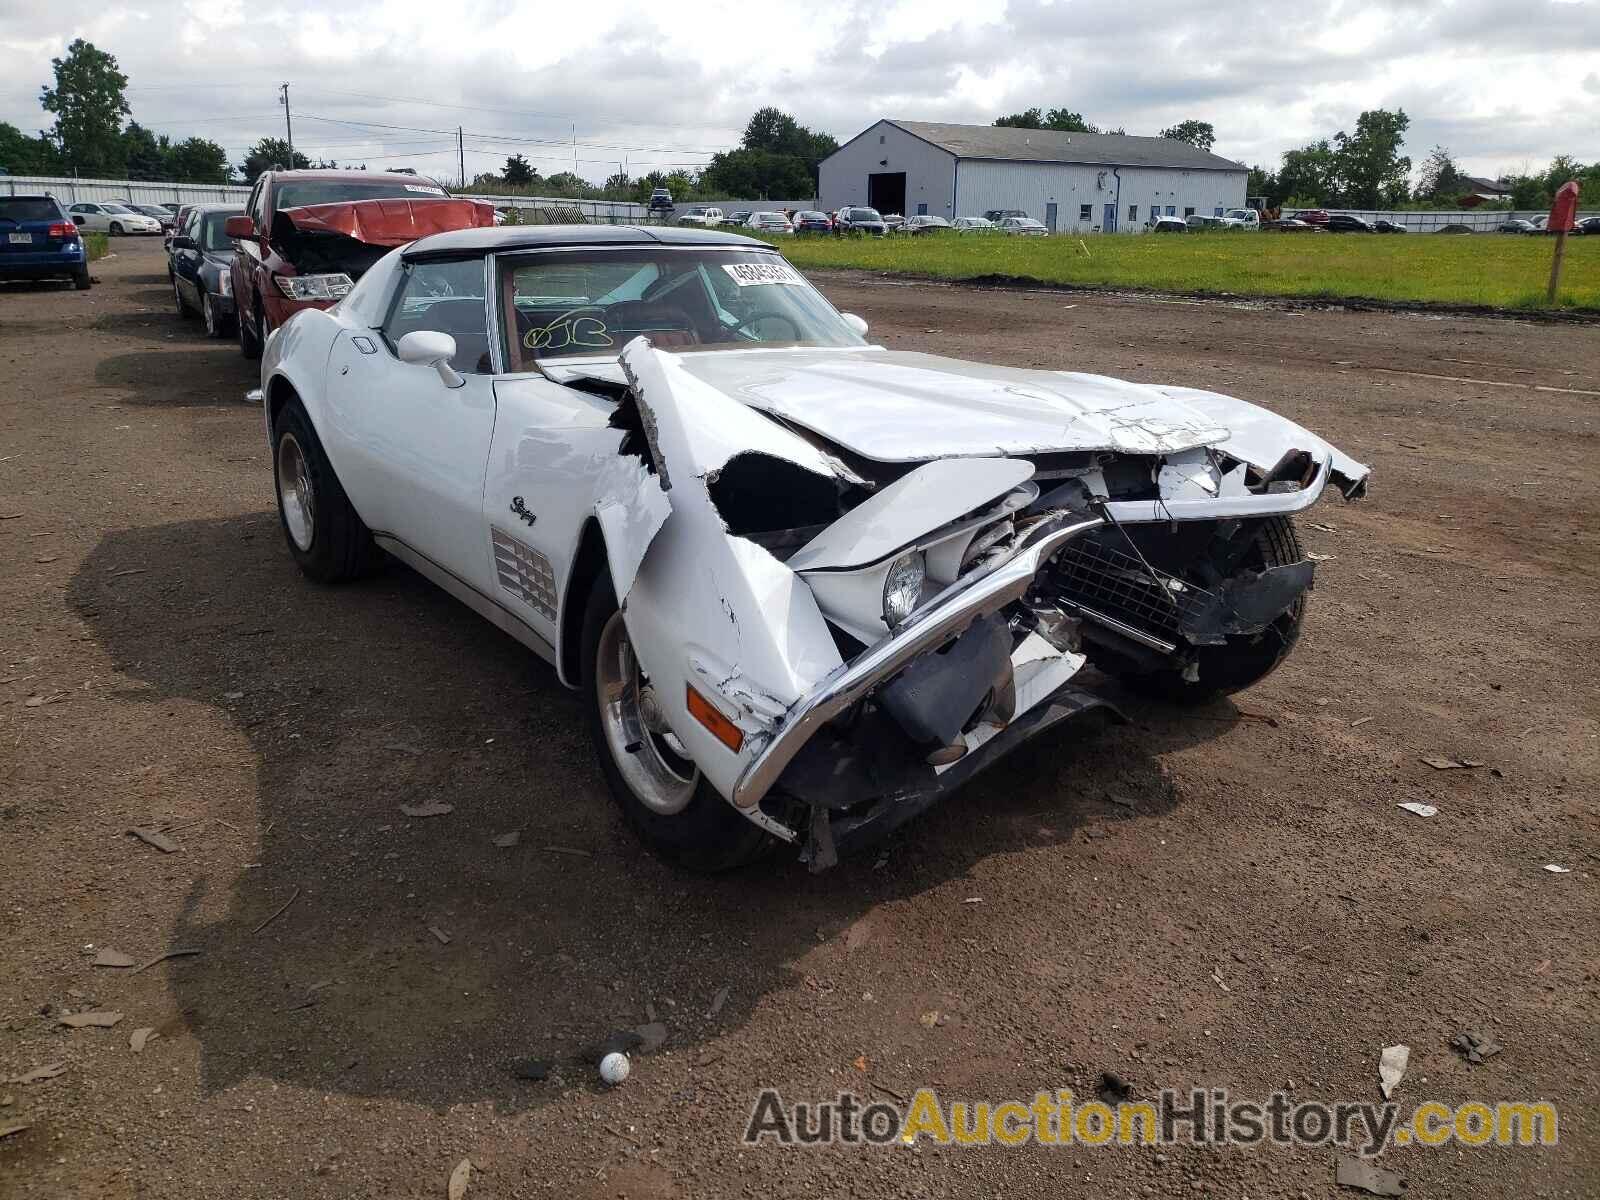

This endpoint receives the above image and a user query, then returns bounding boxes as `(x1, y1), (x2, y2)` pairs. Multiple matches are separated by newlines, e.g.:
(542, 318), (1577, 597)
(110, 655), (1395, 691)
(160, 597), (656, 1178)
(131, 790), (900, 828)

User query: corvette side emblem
(509, 497), (536, 526)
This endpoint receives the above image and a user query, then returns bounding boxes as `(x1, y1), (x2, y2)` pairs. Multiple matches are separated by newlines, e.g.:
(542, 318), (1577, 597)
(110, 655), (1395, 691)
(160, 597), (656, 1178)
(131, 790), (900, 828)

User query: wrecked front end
(607, 341), (1370, 869)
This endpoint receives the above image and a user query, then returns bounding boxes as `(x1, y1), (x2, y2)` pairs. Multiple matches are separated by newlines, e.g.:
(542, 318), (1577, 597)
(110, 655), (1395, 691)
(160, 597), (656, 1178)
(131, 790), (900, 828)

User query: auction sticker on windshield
(723, 261), (804, 287)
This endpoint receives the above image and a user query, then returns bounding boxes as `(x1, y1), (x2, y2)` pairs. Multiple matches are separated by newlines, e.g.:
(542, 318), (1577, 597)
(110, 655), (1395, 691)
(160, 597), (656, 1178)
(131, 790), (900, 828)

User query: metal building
(818, 120), (1249, 232)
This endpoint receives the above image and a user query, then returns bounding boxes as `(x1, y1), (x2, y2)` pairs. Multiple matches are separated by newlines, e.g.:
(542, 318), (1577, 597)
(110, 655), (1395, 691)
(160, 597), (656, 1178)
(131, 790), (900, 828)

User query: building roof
(882, 120), (1246, 172)
(1462, 175), (1511, 193)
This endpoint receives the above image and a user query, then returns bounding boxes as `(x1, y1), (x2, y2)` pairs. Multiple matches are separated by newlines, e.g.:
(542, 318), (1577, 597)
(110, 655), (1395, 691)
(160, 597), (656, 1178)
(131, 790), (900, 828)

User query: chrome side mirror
(840, 312), (869, 337)
(396, 330), (465, 389)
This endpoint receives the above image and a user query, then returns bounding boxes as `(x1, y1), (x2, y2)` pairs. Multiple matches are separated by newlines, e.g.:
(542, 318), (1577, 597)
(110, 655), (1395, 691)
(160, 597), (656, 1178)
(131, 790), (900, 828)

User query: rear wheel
(581, 578), (771, 873)
(1114, 516), (1307, 704)
(72, 266), (90, 291)
(272, 398), (375, 583)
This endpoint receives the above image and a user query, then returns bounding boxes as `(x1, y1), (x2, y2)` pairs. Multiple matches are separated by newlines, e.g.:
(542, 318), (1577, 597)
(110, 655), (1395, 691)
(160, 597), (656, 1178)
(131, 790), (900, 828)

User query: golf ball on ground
(599, 1052), (630, 1085)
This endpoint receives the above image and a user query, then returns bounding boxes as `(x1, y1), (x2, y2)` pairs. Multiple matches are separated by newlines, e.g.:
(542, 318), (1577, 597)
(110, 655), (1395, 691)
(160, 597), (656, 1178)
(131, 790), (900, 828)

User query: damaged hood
(662, 349), (1233, 462)
(276, 197), (496, 246)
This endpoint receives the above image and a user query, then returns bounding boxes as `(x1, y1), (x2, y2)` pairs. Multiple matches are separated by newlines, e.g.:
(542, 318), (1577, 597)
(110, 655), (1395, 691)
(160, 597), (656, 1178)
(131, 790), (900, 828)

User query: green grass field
(768, 230), (1600, 312)
(84, 232), (109, 261)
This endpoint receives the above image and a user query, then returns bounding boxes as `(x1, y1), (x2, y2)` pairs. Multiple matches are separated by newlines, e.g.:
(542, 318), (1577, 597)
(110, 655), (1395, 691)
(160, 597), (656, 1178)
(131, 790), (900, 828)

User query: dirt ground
(1, 239), (1596, 1200)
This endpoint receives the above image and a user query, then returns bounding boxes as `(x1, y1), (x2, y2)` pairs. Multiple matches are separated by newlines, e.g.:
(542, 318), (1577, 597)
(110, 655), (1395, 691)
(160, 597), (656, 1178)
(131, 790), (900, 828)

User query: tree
(1247, 164), (1280, 207)
(39, 39), (131, 177)
(0, 121), (60, 174)
(542, 172), (587, 195)
(502, 154), (534, 186)
(1416, 145), (1463, 205)
(995, 107), (1044, 129)
(1331, 108), (1411, 208)
(1159, 120), (1216, 152)
(122, 121), (170, 180)
(701, 108), (834, 198)
(167, 137), (231, 183)
(995, 107), (1108, 134)
(602, 171), (631, 195)
(1277, 140), (1339, 205)
(239, 138), (309, 182)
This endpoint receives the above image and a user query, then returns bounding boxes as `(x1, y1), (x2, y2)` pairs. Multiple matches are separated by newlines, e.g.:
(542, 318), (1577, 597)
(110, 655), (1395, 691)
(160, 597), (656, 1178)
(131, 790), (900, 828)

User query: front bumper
(732, 511), (1106, 813)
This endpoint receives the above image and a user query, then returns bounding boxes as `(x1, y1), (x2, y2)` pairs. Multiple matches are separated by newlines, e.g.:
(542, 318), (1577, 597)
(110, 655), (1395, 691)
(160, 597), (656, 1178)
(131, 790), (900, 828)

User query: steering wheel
(735, 310), (801, 341)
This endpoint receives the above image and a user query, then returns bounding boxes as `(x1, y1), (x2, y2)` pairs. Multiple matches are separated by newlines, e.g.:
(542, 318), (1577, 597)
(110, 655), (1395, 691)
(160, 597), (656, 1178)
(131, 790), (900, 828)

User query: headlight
(274, 273), (353, 301)
(882, 552), (926, 630)
(217, 269), (232, 296)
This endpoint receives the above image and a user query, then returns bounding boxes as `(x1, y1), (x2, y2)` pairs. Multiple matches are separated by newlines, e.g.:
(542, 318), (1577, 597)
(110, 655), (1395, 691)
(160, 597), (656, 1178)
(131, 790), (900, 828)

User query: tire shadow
(68, 514), (1227, 1113)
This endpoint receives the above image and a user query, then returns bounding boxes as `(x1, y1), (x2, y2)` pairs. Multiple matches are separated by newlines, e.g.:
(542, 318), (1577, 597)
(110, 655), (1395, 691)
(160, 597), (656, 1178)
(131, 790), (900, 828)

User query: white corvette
(258, 225), (1370, 871)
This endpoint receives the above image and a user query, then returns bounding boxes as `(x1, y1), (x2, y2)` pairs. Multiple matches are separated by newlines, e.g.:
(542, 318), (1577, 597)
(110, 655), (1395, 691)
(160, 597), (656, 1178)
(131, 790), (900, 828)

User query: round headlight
(882, 552), (926, 630)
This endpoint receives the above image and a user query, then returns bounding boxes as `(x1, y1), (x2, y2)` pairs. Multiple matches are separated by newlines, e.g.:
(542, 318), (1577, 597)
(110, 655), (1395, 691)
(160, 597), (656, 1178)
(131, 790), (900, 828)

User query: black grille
(1052, 536), (1189, 643)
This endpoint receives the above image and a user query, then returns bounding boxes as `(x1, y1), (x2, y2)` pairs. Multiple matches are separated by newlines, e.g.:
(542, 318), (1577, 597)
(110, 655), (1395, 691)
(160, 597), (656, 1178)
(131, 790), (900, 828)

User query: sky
(1, 0), (1596, 187)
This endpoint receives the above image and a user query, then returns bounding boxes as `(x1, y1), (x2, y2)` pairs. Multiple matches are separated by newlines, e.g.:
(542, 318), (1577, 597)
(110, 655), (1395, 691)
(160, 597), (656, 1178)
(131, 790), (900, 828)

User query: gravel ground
(0, 239), (1595, 1199)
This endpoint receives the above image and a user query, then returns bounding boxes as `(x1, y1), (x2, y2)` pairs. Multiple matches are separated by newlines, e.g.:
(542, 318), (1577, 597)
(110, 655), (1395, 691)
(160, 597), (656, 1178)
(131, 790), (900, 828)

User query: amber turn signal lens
(686, 684), (744, 753)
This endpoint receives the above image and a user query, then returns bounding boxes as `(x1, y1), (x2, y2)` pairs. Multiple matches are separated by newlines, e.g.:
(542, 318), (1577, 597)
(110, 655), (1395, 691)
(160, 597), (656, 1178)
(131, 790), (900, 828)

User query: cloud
(0, 0), (1594, 184)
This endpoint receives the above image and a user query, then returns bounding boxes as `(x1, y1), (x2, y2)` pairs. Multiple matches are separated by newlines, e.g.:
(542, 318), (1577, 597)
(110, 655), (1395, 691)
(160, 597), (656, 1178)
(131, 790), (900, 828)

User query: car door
(322, 256), (499, 592)
(174, 211), (203, 304)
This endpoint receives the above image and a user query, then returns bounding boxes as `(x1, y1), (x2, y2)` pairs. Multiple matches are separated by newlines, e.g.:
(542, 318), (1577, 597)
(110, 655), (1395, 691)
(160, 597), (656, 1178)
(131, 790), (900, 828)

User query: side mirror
(224, 215), (257, 241)
(840, 312), (869, 338)
(396, 330), (465, 389)
(170, 235), (196, 251)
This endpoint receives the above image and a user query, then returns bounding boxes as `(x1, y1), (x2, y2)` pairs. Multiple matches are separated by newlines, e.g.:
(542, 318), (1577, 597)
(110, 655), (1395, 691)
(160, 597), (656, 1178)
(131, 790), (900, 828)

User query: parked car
(165, 203), (197, 252)
(1576, 216), (1600, 235)
(1436, 223), (1474, 234)
(1262, 219), (1319, 232)
(996, 217), (1048, 236)
(835, 206), (888, 235)
(1185, 214), (1241, 231)
(648, 188), (673, 214)
(1325, 214), (1375, 233)
(791, 210), (833, 235)
(226, 169), (493, 361)
(1496, 219), (1536, 234)
(256, 222), (1370, 871)
(952, 216), (997, 233)
(984, 209), (1029, 224)
(900, 215), (951, 235)
(745, 211), (793, 235)
(1372, 219), (1408, 234)
(1222, 208), (1261, 229)
(1150, 215), (1187, 233)
(170, 204), (244, 337)
(128, 203), (177, 233)
(161, 203), (181, 214)
(1291, 209), (1330, 225)
(0, 194), (90, 290)
(67, 201), (162, 235)
(677, 206), (724, 227)
(724, 211), (754, 227)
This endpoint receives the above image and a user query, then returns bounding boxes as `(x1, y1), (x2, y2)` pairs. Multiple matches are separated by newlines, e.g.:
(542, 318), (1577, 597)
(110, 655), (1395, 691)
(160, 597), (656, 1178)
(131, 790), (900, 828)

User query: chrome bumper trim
(731, 512), (1106, 810)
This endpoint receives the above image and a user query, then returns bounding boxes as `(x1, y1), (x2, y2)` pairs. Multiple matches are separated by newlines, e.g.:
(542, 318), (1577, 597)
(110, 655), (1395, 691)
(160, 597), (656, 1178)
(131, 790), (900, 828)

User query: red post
(1547, 180), (1580, 304)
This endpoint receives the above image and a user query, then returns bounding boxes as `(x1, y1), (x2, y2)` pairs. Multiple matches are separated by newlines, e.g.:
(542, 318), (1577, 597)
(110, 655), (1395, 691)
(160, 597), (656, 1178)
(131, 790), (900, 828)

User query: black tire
(238, 296), (262, 360)
(109, 222), (123, 236)
(1117, 516), (1307, 704)
(580, 577), (772, 873)
(173, 277), (191, 318)
(271, 398), (375, 584)
(72, 267), (90, 291)
(203, 293), (231, 338)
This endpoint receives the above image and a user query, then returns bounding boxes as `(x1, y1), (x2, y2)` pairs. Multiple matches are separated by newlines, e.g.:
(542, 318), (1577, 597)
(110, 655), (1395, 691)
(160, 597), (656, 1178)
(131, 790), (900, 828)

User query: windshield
(498, 248), (866, 368)
(846, 208), (881, 221)
(200, 211), (242, 252)
(274, 180), (446, 211)
(102, 204), (135, 214)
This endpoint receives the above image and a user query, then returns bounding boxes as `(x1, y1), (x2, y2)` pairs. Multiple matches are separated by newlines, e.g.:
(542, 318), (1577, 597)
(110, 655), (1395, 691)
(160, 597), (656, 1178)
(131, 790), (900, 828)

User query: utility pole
(457, 126), (465, 189)
(279, 83), (294, 165)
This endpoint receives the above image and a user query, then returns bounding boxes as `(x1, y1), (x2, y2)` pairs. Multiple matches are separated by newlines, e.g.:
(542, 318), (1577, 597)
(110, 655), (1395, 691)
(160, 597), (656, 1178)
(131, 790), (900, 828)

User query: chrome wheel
(276, 432), (316, 552)
(594, 610), (697, 815)
(173, 278), (185, 315)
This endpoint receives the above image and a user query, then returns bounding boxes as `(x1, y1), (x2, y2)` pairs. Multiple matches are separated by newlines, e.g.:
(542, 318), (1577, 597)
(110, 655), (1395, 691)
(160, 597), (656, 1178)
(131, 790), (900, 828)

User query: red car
(226, 170), (495, 359)
(1291, 209), (1331, 225)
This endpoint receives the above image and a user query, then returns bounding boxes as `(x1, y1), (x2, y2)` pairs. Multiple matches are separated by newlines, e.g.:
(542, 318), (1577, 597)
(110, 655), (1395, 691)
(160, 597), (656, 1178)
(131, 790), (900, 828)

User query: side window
(1078, 204), (1091, 221)
(1214, 206), (1224, 217)
(383, 259), (491, 374)
(1184, 207), (1196, 217)
(247, 180), (265, 229)
(1128, 205), (1138, 222)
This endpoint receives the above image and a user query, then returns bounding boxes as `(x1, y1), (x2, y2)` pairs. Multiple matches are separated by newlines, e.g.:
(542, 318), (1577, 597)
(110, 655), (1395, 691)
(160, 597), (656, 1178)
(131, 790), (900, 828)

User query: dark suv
(834, 206), (888, 236)
(0, 194), (90, 290)
(226, 169), (492, 359)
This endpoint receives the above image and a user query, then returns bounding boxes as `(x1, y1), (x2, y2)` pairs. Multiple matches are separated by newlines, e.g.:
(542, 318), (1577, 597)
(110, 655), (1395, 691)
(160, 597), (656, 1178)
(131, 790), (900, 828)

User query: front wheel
(173, 277), (191, 317)
(1111, 516), (1308, 704)
(272, 399), (376, 583)
(203, 293), (231, 338)
(109, 222), (123, 236)
(580, 578), (771, 872)
(238, 296), (262, 360)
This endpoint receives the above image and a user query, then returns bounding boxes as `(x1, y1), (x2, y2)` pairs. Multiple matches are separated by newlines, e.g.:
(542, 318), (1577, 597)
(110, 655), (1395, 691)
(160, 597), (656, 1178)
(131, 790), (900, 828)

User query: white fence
(2, 173), (250, 206)
(1297, 208), (1597, 232)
